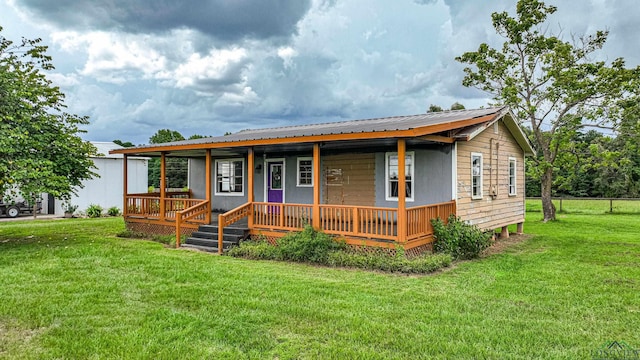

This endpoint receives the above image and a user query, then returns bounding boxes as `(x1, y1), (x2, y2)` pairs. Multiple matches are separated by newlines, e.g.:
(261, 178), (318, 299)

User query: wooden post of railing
(312, 143), (320, 229)
(205, 149), (212, 224)
(123, 154), (128, 217)
(352, 207), (359, 235)
(218, 213), (224, 255)
(176, 213), (182, 248)
(397, 139), (407, 243)
(279, 203), (285, 227)
(160, 152), (166, 222)
(248, 147), (254, 228)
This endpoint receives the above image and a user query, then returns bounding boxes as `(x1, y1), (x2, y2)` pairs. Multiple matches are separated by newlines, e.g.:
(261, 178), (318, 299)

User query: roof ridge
(236, 106), (503, 134)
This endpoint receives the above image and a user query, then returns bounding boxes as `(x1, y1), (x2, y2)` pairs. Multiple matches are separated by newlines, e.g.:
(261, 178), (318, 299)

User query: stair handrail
(175, 199), (210, 248)
(218, 202), (252, 255)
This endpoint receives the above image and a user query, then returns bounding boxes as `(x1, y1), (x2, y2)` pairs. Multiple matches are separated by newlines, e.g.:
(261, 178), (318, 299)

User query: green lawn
(1, 213), (639, 359)
(526, 198), (640, 214)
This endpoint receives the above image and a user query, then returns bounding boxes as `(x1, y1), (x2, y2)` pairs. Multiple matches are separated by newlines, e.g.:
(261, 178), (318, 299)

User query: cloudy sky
(2, 0), (639, 144)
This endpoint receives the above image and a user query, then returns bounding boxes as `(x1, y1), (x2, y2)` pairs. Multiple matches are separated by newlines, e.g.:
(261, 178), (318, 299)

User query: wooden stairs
(181, 224), (248, 253)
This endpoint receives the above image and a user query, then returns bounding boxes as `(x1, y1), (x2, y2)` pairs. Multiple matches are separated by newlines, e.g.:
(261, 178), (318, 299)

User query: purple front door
(267, 162), (284, 203)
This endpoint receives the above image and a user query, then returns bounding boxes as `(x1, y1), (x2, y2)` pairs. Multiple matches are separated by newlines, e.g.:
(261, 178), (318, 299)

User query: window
(385, 152), (414, 201)
(471, 153), (483, 199)
(297, 157), (313, 187)
(215, 159), (244, 195)
(508, 157), (517, 196)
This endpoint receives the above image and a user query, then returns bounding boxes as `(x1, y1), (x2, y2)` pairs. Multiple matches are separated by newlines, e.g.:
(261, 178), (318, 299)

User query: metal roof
(125, 106), (506, 151)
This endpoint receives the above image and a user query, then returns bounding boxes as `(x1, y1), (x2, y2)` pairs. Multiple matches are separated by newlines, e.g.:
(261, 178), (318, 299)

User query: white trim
(263, 158), (286, 203)
(214, 158), (245, 196)
(508, 156), (517, 196)
(452, 142), (457, 200)
(471, 152), (483, 200)
(296, 157), (313, 187)
(384, 151), (415, 202)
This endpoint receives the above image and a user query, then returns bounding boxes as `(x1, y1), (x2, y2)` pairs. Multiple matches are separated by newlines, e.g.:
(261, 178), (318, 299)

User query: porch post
(160, 152), (166, 222)
(247, 147), (254, 228)
(312, 143), (320, 229)
(123, 154), (128, 217)
(397, 139), (407, 243)
(205, 149), (212, 224)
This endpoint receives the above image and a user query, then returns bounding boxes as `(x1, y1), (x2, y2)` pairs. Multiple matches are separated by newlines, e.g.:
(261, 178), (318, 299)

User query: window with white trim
(215, 159), (244, 195)
(297, 157), (313, 187)
(471, 153), (483, 199)
(385, 152), (414, 201)
(508, 157), (517, 196)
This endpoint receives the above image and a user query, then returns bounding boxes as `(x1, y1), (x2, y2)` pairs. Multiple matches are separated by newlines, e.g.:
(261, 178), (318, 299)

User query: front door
(267, 162), (284, 203)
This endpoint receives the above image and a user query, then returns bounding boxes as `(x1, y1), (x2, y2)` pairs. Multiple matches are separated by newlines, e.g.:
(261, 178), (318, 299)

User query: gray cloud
(5, 0), (640, 146)
(16, 0), (312, 42)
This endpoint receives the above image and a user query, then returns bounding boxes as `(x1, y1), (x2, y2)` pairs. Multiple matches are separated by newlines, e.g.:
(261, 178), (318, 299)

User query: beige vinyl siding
(323, 153), (375, 206)
(456, 120), (526, 230)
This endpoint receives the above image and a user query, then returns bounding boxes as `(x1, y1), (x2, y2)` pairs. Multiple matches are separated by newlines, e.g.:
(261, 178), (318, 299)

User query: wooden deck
(123, 194), (456, 254)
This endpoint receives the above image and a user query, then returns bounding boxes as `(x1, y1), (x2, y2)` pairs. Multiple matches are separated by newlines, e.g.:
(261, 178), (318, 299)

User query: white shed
(44, 142), (149, 216)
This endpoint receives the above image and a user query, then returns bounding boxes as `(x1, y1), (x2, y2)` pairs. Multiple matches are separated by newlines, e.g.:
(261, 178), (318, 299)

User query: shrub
(86, 204), (103, 218)
(229, 225), (345, 263)
(277, 224), (347, 263)
(107, 206), (121, 217)
(228, 227), (452, 274)
(62, 202), (78, 214)
(326, 250), (451, 274)
(431, 215), (493, 260)
(152, 234), (175, 246)
(227, 240), (281, 260)
(116, 230), (148, 239)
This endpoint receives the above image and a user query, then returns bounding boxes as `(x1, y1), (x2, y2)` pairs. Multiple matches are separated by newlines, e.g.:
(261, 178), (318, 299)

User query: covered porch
(121, 138), (457, 254)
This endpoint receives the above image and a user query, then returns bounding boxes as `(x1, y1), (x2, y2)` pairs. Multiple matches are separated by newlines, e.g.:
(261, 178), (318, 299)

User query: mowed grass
(526, 198), (640, 214)
(0, 213), (639, 359)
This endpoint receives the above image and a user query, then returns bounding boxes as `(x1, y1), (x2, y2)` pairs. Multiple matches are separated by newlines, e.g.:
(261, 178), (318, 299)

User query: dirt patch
(483, 233), (533, 257)
(0, 320), (45, 356)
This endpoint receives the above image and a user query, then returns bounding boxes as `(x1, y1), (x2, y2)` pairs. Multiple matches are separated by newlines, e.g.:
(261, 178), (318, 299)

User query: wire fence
(526, 197), (640, 214)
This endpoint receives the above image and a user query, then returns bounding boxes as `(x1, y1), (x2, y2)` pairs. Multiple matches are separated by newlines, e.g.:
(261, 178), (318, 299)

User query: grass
(0, 214), (639, 359)
(526, 198), (640, 214)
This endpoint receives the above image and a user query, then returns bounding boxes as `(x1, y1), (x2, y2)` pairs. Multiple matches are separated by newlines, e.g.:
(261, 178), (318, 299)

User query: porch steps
(182, 224), (248, 253)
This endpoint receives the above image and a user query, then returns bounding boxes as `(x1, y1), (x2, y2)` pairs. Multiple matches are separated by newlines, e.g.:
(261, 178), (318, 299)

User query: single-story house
(111, 106), (534, 255)
(44, 142), (149, 216)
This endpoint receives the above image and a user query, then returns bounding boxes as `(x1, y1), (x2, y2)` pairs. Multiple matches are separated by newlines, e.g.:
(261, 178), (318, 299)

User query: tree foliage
(148, 129), (187, 188)
(0, 26), (96, 204)
(113, 139), (135, 147)
(456, 0), (640, 221)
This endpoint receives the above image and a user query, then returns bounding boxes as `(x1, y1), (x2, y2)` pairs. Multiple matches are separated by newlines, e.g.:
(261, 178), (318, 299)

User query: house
(111, 106), (534, 255)
(44, 142), (149, 216)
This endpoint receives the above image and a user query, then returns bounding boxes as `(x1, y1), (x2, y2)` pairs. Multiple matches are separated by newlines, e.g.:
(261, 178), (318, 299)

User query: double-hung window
(297, 157), (313, 187)
(385, 152), (414, 201)
(508, 157), (517, 196)
(471, 153), (483, 199)
(215, 159), (244, 195)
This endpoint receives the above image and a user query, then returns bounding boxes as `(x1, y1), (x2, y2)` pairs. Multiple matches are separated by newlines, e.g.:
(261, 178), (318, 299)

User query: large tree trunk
(540, 167), (556, 222)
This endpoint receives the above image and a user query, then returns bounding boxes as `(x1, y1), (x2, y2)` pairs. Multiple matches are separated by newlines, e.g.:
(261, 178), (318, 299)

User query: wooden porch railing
(406, 201), (456, 241)
(124, 195), (207, 219)
(127, 190), (192, 198)
(175, 200), (210, 247)
(252, 202), (313, 230)
(319, 205), (398, 240)
(124, 194), (456, 250)
(218, 203), (253, 254)
(125, 195), (161, 218)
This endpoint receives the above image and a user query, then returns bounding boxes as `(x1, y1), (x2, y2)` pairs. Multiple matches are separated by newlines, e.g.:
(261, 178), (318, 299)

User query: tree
(0, 26), (96, 215)
(148, 129), (188, 189)
(456, 0), (640, 221)
(450, 102), (466, 110)
(427, 104), (443, 113)
(113, 139), (135, 147)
